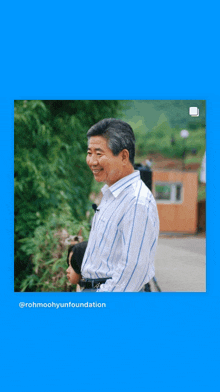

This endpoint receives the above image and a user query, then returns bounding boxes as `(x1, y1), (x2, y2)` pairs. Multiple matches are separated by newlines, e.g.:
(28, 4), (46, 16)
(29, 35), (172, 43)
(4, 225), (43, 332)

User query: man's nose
(88, 154), (98, 166)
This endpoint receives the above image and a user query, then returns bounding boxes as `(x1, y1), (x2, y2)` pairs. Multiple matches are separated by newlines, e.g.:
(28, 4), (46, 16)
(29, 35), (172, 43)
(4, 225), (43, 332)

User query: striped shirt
(81, 171), (159, 292)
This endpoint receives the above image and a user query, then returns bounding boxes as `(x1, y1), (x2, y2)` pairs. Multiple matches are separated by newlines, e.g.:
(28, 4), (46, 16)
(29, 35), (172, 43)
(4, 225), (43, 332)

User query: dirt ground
(150, 235), (206, 292)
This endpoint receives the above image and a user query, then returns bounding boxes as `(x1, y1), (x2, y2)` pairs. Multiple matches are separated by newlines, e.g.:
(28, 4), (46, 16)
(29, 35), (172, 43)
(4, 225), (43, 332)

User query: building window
(154, 183), (183, 203)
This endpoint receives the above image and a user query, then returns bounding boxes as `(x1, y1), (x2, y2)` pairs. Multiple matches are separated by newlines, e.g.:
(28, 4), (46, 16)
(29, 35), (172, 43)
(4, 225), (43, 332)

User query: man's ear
(121, 149), (130, 164)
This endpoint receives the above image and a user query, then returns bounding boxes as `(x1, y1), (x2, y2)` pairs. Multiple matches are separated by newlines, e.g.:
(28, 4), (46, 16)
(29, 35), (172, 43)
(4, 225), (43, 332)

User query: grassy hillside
(121, 100), (206, 160)
(120, 100), (206, 202)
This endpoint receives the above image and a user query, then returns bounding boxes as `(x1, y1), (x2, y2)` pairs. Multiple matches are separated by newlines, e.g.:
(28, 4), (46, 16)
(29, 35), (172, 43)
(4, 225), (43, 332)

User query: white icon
(189, 107), (199, 117)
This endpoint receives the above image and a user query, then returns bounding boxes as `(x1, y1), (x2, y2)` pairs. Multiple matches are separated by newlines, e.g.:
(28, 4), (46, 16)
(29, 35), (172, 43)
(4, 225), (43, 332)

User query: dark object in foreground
(152, 276), (162, 292)
(144, 282), (151, 292)
(144, 277), (162, 292)
(134, 164), (152, 191)
(79, 277), (112, 289)
(67, 241), (88, 274)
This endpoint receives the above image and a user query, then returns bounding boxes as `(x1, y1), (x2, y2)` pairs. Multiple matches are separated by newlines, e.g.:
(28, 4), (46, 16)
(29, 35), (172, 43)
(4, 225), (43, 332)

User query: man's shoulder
(118, 179), (157, 216)
(115, 177), (156, 211)
(133, 178), (154, 202)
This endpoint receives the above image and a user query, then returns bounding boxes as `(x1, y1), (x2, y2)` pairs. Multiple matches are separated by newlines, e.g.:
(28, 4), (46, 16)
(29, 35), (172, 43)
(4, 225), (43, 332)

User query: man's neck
(106, 165), (135, 187)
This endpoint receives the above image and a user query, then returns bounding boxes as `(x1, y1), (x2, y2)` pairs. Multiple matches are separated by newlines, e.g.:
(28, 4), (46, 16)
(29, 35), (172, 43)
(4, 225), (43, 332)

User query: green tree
(122, 100), (206, 159)
(14, 100), (123, 291)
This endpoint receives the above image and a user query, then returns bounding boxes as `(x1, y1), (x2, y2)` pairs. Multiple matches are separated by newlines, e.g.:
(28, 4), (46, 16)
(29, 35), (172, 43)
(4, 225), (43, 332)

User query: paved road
(149, 236), (206, 292)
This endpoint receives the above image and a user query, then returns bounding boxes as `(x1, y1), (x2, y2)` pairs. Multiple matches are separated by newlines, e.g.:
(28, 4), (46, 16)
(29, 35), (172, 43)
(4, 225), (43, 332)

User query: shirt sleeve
(96, 197), (159, 292)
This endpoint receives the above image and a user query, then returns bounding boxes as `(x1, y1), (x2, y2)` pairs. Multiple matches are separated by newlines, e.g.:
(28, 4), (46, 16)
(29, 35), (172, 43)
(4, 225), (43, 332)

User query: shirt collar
(101, 171), (140, 198)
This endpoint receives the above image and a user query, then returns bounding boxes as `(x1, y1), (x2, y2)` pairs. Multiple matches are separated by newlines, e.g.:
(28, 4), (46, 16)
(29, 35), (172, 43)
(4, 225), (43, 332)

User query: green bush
(140, 121), (206, 159)
(14, 99), (123, 290)
(17, 205), (90, 292)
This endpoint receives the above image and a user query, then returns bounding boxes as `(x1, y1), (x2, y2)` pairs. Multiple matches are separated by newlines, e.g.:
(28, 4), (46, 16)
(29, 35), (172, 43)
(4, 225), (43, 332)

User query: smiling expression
(86, 136), (132, 187)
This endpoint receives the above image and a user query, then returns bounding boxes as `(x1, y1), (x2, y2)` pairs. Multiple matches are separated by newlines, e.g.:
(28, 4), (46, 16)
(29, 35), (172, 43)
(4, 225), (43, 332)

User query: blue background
(1, 1), (218, 391)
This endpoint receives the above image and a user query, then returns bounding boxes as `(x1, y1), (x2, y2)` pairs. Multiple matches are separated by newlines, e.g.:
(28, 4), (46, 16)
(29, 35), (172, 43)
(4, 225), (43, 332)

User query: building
(152, 170), (198, 234)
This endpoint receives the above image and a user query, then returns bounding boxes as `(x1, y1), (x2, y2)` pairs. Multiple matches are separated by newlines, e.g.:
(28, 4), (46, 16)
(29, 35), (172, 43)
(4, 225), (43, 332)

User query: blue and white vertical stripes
(81, 171), (159, 292)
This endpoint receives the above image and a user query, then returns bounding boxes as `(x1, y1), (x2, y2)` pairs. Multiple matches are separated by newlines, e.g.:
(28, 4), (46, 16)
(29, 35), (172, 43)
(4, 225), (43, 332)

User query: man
(80, 118), (159, 292)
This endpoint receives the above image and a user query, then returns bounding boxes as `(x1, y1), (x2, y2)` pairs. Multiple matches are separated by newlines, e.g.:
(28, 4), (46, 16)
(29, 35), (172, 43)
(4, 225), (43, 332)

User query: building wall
(152, 170), (198, 233)
(198, 200), (206, 232)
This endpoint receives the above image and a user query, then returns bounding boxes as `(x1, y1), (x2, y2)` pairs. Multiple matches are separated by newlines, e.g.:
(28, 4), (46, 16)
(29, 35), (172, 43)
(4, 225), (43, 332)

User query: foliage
(122, 100), (206, 159)
(128, 117), (149, 157)
(198, 184), (206, 202)
(143, 122), (205, 159)
(14, 99), (123, 291)
(17, 207), (90, 292)
(90, 177), (104, 195)
(123, 100), (206, 132)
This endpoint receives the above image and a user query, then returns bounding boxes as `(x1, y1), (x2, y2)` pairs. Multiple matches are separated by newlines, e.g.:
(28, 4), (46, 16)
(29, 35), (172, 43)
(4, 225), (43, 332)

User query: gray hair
(87, 118), (135, 165)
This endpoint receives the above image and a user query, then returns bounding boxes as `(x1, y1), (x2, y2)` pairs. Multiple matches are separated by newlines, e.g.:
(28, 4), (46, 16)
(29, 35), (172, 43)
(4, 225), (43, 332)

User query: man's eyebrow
(87, 148), (104, 152)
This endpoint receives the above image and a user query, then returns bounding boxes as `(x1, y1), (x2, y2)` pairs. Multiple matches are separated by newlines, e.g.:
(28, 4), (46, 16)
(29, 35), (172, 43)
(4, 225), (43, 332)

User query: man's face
(86, 136), (125, 187)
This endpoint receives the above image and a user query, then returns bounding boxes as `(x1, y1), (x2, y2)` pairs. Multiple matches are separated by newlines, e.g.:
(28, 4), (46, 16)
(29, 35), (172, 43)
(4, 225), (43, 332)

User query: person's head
(86, 118), (135, 186)
(66, 241), (87, 285)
